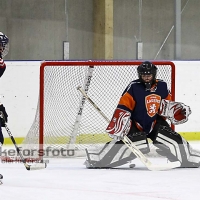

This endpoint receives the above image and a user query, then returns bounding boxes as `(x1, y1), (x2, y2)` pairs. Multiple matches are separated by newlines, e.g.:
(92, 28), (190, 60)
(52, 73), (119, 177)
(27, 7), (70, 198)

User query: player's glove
(0, 104), (8, 126)
(106, 108), (131, 141)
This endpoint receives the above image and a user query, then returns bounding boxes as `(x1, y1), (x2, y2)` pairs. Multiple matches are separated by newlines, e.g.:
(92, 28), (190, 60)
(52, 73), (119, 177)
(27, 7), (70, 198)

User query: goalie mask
(137, 61), (157, 90)
(0, 32), (9, 58)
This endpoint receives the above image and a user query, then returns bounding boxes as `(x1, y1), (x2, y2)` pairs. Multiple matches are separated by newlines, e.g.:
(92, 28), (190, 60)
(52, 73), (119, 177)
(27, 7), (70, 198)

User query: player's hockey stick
(0, 112), (47, 170)
(77, 86), (181, 171)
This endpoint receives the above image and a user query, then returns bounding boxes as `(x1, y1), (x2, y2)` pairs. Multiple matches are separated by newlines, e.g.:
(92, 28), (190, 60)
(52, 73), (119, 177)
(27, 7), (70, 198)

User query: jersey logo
(145, 94), (161, 117)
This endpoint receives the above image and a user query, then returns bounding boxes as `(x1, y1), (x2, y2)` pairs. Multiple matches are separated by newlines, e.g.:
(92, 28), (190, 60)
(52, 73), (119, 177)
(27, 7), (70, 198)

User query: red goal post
(22, 60), (175, 160)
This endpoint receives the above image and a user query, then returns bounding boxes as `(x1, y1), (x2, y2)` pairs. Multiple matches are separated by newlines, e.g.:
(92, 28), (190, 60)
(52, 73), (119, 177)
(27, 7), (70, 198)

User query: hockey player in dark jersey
(85, 61), (200, 169)
(0, 32), (9, 184)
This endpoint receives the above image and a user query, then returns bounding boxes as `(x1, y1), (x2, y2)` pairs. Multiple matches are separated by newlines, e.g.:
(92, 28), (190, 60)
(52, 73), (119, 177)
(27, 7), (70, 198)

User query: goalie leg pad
(153, 125), (200, 168)
(84, 140), (135, 168)
(84, 132), (150, 168)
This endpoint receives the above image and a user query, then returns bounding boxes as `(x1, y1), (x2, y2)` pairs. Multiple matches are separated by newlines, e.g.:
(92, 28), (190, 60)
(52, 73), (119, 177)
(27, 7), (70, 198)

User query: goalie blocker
(106, 108), (131, 141)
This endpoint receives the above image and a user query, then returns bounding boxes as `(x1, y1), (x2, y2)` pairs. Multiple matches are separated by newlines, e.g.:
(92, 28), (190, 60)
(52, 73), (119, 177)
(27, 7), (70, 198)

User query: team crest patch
(145, 94), (161, 117)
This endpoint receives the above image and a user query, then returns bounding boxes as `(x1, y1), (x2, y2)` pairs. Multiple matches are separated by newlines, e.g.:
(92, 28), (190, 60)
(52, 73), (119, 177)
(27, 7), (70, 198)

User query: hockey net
(21, 60), (175, 160)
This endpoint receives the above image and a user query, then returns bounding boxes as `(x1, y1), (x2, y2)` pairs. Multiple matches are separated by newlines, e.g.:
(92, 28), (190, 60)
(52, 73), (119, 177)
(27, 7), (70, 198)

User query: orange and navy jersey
(117, 79), (172, 133)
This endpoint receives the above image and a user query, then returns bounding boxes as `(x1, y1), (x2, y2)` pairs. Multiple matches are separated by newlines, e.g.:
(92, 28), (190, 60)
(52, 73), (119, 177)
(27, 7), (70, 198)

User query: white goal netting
(21, 61), (175, 159)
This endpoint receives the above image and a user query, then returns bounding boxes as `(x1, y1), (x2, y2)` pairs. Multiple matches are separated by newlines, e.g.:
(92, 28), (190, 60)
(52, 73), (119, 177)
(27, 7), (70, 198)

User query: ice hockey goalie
(84, 61), (200, 169)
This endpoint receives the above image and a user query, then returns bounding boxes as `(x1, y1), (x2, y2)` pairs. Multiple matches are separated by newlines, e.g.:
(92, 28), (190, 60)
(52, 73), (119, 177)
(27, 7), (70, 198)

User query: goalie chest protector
(118, 79), (171, 133)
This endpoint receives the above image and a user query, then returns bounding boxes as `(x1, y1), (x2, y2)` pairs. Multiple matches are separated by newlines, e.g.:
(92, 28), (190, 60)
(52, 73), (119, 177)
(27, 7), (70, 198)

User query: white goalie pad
(159, 99), (191, 125)
(106, 108), (131, 141)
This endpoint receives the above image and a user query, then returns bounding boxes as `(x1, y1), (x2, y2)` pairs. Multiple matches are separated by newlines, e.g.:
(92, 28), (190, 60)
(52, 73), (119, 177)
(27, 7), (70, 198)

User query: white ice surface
(1, 144), (200, 200)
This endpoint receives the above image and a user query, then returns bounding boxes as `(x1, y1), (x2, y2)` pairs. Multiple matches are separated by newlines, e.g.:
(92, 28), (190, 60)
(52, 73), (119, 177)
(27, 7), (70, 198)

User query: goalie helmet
(0, 32), (9, 58)
(137, 61), (157, 90)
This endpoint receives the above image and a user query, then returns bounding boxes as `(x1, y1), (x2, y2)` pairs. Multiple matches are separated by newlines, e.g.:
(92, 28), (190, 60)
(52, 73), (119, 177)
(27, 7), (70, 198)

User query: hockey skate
(0, 174), (3, 185)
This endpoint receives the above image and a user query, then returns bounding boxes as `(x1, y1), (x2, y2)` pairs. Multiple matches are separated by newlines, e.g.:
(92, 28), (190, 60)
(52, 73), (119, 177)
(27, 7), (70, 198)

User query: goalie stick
(77, 86), (181, 171)
(0, 112), (47, 171)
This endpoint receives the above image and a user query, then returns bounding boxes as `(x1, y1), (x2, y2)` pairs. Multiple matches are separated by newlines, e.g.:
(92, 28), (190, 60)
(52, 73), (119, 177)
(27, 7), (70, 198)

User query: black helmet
(137, 61), (157, 90)
(137, 61), (157, 76)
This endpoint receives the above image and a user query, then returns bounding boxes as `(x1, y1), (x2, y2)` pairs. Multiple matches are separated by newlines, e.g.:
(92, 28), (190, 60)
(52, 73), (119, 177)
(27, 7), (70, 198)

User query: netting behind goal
(22, 61), (175, 159)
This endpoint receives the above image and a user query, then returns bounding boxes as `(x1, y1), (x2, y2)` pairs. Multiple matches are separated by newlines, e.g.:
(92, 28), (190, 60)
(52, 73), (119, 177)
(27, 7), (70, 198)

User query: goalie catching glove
(159, 99), (191, 125)
(106, 108), (131, 141)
